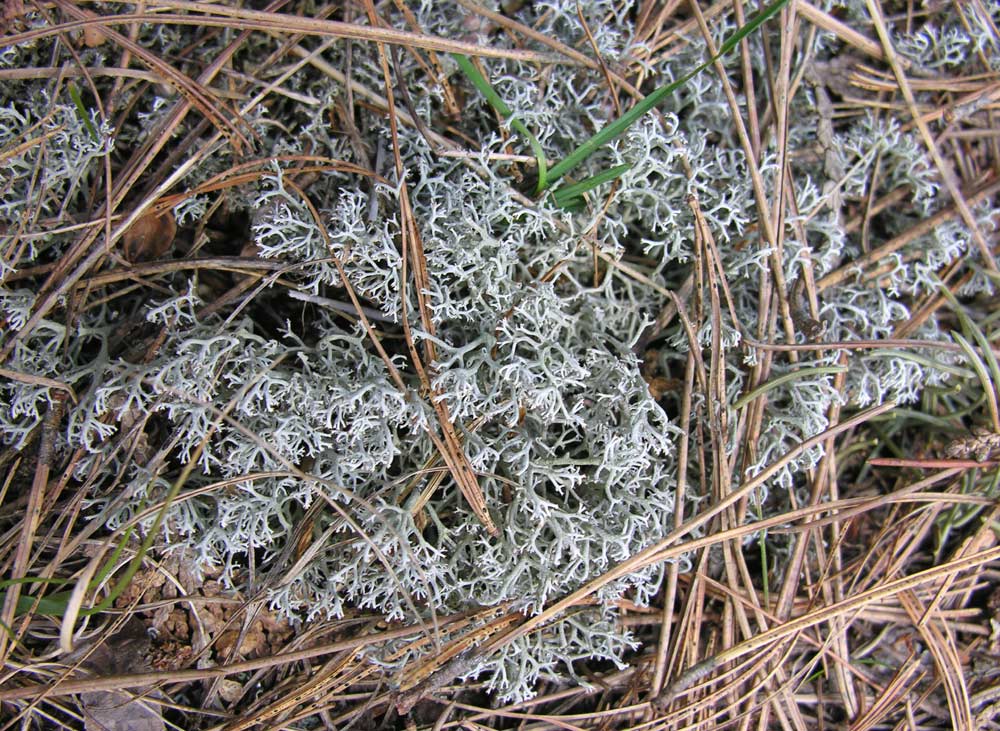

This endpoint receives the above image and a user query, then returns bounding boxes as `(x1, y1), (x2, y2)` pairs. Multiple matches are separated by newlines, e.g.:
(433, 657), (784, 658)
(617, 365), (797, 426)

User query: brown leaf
(122, 211), (176, 263)
(82, 24), (106, 48)
(646, 376), (676, 401)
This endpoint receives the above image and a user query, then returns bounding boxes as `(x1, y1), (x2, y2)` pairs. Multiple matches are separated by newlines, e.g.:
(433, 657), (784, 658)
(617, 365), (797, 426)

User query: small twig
(797, 1), (897, 65)
(286, 289), (395, 323)
(6, 1), (584, 67)
(0, 621), (448, 702)
(390, 44), (440, 153)
(651, 656), (719, 713)
(365, 5), (498, 537)
(394, 650), (482, 716)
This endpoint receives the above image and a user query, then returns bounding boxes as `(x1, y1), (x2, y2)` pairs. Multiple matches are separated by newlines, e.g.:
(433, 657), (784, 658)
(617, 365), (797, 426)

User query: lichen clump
(2, 0), (996, 702)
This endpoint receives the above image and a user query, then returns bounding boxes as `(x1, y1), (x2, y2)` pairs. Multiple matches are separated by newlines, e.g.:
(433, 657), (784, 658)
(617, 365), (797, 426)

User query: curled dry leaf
(122, 211), (176, 263)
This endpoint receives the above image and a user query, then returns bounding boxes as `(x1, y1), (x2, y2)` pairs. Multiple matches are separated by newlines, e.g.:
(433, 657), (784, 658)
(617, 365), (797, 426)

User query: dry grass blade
(699, 544), (1000, 684)
(817, 176), (1000, 291)
(4, 0), (582, 66)
(223, 648), (368, 731)
(0, 621), (448, 702)
(796, 1), (893, 63)
(362, 8), (498, 538)
(864, 0), (997, 272)
(51, 0), (253, 154)
(474, 401), (896, 655)
(395, 610), (522, 714)
(0, 395), (66, 662)
(399, 202), (498, 537)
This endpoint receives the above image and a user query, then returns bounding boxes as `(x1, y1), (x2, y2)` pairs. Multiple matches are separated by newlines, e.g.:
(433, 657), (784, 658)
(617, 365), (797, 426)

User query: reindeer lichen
(1, 0), (992, 704)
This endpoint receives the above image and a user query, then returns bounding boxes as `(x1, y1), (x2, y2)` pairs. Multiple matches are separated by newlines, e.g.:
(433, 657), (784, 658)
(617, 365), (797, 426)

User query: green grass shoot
(451, 53), (548, 192)
(453, 0), (789, 208)
(67, 81), (100, 143)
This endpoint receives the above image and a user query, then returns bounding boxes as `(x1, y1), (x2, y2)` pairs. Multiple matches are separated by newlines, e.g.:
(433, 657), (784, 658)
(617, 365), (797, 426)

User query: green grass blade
(77, 365), (257, 620)
(938, 283), (1000, 431)
(452, 54), (548, 191)
(551, 163), (631, 207)
(544, 70), (697, 186)
(0, 524), (139, 619)
(952, 331), (1000, 433)
(0, 576), (68, 591)
(80, 521), (139, 616)
(731, 365), (847, 411)
(18, 591), (74, 617)
(82, 478), (186, 617)
(968, 323), (1000, 431)
(864, 350), (976, 379)
(545, 0), (789, 187)
(758, 532), (770, 606)
(67, 81), (99, 143)
(936, 284), (974, 338)
(0, 577), (70, 617)
(558, 198), (586, 212)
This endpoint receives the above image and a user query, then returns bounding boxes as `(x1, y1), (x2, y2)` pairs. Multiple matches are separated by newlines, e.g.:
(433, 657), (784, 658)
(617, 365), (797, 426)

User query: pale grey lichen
(1, 0), (992, 704)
